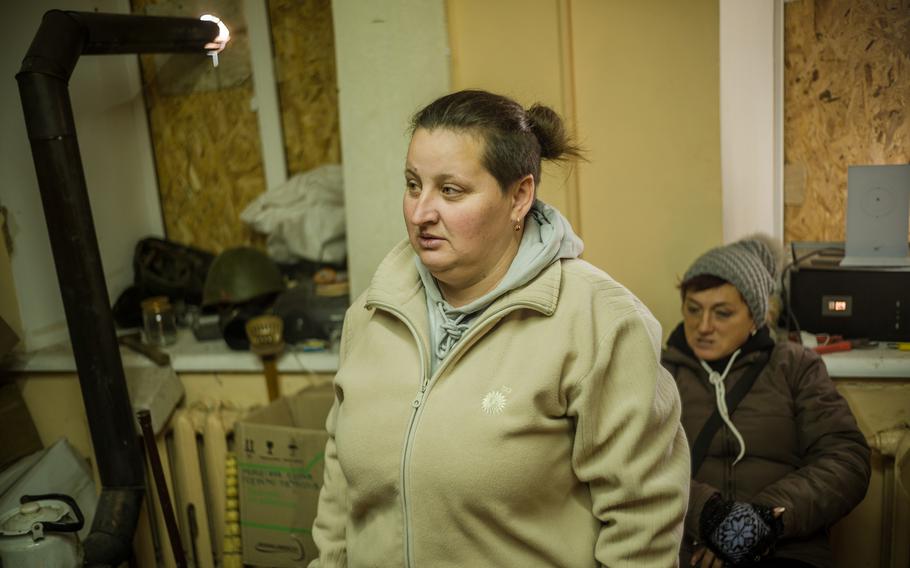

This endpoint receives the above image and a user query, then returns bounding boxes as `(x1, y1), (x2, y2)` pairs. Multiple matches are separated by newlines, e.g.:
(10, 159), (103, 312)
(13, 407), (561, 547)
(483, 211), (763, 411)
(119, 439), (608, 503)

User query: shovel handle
(263, 356), (280, 401)
(137, 409), (187, 568)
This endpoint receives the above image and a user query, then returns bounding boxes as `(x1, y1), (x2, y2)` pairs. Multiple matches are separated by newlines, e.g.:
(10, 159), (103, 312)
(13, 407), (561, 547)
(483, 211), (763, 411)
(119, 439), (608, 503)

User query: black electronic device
(787, 242), (910, 341)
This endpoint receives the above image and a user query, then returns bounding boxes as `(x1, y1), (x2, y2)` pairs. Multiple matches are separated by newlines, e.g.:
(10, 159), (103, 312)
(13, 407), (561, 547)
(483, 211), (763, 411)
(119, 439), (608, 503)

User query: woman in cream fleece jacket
(310, 90), (690, 567)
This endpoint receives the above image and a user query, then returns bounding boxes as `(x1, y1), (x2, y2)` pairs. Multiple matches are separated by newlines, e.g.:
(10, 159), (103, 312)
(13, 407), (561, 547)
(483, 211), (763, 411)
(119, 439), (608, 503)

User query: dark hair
(678, 273), (730, 300)
(410, 90), (583, 191)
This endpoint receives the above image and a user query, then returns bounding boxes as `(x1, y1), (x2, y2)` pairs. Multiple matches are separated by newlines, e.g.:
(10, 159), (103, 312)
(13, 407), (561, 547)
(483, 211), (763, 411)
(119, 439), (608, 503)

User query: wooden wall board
(132, 0), (341, 253)
(784, 0), (910, 243)
(134, 0), (266, 253)
(268, 0), (342, 176)
(144, 86), (267, 251)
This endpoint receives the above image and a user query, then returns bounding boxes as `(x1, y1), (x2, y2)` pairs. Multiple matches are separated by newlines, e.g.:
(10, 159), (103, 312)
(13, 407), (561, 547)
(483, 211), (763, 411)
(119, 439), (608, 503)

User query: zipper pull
(411, 390), (424, 408)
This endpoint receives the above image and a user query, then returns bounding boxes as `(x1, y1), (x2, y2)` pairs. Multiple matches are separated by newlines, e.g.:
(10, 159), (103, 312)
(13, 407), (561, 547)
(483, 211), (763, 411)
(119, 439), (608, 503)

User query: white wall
(244, 0), (288, 192)
(0, 1), (163, 350)
(719, 0), (783, 243)
(332, 0), (450, 299)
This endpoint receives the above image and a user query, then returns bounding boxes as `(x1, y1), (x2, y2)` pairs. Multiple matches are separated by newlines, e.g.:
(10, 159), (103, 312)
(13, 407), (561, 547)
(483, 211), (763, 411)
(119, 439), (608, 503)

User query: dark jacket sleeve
(751, 347), (871, 539)
(686, 479), (720, 541)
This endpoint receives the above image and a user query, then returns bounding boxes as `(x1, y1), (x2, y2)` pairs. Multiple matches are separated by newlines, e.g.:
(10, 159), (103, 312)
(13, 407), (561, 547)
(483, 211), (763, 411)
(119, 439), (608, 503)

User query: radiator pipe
(138, 410), (187, 567)
(15, 10), (222, 567)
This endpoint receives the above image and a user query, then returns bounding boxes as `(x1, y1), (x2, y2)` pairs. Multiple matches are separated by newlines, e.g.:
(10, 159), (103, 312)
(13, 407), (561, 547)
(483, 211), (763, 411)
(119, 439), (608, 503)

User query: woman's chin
(415, 250), (452, 275)
(692, 345), (721, 362)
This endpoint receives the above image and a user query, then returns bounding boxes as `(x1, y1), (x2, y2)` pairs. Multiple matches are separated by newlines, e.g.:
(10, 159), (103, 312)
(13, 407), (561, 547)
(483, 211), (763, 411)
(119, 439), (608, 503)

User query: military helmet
(202, 247), (284, 307)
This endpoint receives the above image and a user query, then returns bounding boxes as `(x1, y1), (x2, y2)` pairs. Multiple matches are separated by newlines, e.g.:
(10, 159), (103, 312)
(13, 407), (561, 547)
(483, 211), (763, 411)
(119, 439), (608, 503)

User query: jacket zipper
(722, 427), (734, 500)
(371, 300), (535, 568)
(371, 302), (428, 568)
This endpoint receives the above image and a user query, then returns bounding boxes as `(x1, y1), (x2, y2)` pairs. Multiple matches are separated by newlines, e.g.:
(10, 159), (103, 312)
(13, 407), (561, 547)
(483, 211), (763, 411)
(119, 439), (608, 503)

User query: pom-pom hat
(682, 235), (780, 328)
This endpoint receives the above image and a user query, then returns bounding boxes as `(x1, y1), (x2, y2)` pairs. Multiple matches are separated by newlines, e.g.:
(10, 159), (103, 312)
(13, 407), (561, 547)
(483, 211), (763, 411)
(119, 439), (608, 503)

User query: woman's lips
(417, 233), (444, 249)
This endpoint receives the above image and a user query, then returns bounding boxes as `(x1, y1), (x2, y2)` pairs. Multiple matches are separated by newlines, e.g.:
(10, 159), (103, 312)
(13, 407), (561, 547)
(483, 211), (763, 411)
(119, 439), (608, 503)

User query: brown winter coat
(662, 327), (870, 567)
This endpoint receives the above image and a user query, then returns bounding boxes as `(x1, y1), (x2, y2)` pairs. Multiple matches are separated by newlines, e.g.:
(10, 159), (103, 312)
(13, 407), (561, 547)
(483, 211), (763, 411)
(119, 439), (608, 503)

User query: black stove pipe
(16, 10), (220, 567)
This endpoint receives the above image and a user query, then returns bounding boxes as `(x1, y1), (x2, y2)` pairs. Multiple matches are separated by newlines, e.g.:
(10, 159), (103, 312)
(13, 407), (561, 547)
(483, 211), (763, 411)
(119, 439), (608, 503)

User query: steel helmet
(202, 247), (285, 307)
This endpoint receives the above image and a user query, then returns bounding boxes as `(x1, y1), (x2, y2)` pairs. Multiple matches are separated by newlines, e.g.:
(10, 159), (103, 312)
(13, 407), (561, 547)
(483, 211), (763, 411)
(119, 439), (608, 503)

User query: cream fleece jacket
(310, 240), (690, 567)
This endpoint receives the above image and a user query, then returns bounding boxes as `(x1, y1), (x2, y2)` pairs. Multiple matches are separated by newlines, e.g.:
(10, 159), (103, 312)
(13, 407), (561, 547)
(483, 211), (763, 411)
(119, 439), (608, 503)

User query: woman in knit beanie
(662, 235), (870, 568)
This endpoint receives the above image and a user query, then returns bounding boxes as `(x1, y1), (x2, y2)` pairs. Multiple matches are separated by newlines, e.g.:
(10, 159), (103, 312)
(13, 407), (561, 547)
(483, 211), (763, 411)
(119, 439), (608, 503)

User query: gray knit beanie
(682, 235), (780, 327)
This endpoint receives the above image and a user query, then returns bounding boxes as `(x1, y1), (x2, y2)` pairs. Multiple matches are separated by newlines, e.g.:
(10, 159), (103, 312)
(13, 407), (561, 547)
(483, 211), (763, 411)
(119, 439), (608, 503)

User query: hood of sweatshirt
(415, 200), (584, 371)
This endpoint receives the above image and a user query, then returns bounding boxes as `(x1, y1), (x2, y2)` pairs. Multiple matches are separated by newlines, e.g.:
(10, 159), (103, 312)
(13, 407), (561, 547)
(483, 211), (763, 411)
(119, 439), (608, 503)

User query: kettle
(0, 493), (84, 568)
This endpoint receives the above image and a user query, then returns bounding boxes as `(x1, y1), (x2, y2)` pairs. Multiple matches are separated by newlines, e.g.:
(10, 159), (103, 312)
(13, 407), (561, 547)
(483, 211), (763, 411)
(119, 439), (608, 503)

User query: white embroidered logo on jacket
(481, 386), (511, 415)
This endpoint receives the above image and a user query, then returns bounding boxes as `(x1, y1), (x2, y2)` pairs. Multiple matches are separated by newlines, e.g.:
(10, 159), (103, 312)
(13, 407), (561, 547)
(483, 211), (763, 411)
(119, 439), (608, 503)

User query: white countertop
(821, 345), (910, 379)
(10, 329), (339, 374)
(10, 329), (908, 379)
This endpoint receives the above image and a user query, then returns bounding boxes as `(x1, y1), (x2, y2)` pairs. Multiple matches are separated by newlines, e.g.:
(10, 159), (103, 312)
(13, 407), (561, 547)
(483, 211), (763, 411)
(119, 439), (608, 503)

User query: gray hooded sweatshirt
(415, 200), (584, 372)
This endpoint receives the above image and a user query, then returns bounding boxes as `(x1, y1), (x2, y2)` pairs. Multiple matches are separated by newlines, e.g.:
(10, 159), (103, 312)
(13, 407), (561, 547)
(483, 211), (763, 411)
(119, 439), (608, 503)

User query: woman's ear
(510, 174), (535, 220)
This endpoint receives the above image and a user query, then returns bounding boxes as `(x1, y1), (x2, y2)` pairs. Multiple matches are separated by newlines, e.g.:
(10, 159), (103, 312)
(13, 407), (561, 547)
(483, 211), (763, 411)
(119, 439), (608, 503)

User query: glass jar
(141, 296), (178, 346)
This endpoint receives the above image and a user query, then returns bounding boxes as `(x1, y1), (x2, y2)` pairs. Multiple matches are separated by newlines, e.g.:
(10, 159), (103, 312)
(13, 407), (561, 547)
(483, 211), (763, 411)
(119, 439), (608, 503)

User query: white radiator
(142, 402), (243, 568)
(870, 426), (910, 568)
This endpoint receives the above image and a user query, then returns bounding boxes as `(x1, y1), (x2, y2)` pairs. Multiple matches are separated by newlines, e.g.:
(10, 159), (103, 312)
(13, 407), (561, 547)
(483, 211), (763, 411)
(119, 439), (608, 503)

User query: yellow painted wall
(573, 0), (722, 336)
(447, 0), (722, 336)
(447, 0), (579, 226)
(14, 371), (337, 468)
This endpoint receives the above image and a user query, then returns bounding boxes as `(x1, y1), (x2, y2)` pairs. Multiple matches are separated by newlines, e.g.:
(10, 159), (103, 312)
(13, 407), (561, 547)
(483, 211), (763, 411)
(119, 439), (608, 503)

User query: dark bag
(690, 353), (771, 476)
(133, 237), (214, 305)
(112, 237), (215, 328)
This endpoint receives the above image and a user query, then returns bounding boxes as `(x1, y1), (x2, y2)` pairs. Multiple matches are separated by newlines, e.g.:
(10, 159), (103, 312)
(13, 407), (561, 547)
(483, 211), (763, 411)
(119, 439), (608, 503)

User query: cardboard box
(235, 382), (335, 567)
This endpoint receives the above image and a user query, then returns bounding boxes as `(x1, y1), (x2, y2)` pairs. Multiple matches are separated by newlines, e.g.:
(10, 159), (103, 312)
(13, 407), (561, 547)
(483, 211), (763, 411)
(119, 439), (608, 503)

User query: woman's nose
(697, 313), (713, 333)
(409, 191), (439, 225)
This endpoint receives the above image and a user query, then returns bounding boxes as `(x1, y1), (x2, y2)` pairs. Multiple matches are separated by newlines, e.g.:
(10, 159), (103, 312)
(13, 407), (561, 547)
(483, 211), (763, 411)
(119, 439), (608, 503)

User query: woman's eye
(405, 180), (420, 193)
(715, 311), (732, 319)
(441, 185), (462, 196)
(685, 305), (700, 316)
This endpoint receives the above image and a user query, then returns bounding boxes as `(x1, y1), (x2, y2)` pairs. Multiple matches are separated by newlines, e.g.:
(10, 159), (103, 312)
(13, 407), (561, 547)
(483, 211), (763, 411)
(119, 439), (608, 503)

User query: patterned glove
(699, 493), (783, 565)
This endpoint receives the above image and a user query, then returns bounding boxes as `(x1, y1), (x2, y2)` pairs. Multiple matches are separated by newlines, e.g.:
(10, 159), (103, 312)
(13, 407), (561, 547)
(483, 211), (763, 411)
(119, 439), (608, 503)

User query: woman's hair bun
(527, 103), (582, 161)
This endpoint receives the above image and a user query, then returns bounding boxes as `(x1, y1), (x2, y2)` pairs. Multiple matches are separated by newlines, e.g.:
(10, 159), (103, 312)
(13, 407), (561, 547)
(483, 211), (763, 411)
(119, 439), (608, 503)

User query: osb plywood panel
(133, 0), (266, 253)
(268, 0), (342, 175)
(784, 0), (910, 243)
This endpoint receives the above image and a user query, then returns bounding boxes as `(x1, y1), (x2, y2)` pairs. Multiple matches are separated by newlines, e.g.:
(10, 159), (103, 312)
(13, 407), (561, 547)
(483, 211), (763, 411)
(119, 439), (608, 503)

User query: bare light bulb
(200, 14), (230, 67)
